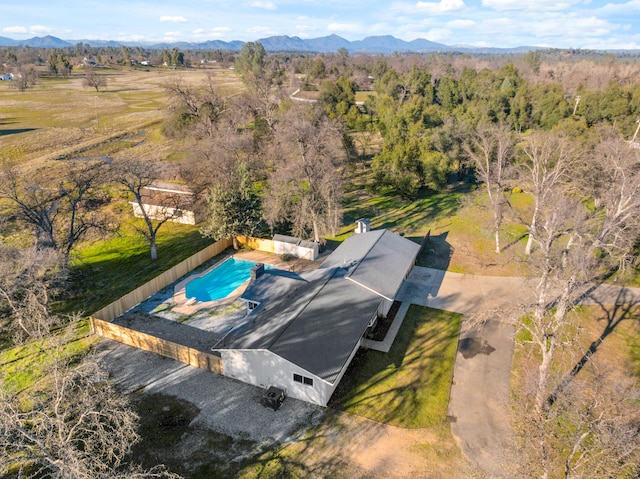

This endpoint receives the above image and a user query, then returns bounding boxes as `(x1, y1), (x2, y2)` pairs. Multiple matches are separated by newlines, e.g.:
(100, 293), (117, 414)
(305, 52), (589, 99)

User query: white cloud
(481, 0), (578, 11)
(415, 0), (466, 14)
(249, 1), (277, 10)
(29, 25), (54, 34)
(3, 25), (56, 36)
(3, 26), (28, 34)
(597, 0), (640, 14)
(534, 14), (615, 37)
(447, 19), (475, 28)
(159, 16), (188, 23)
(2, 25), (57, 35)
(193, 28), (205, 34)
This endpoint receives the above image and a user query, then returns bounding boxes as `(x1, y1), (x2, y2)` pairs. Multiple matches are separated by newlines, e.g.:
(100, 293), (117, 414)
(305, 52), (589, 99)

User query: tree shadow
(501, 233), (529, 252)
(547, 287), (640, 407)
(328, 306), (461, 428)
(0, 128), (38, 136)
(341, 183), (467, 237)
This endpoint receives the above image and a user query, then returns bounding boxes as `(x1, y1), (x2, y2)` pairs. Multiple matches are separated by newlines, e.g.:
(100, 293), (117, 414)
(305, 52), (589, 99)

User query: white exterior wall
(219, 349), (334, 406)
(131, 203), (196, 225)
(273, 241), (319, 261)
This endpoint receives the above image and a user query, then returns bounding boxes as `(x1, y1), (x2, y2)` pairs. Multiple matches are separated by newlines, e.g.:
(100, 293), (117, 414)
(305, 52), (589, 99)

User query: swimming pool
(185, 257), (268, 302)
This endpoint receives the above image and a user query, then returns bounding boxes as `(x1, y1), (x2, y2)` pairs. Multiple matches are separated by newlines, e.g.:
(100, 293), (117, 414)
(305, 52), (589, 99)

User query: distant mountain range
(0, 33), (542, 54)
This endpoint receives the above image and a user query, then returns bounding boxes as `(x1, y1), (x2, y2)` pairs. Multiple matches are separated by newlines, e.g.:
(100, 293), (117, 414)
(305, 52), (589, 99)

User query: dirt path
(288, 411), (479, 479)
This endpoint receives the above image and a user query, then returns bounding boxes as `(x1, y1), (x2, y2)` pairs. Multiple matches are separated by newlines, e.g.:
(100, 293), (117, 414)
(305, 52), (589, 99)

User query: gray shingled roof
(345, 230), (421, 300)
(214, 229), (421, 383)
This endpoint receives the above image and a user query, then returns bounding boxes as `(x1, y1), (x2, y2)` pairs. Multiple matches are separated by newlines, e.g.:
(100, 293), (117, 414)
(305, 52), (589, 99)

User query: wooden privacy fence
(89, 235), (283, 376)
(235, 235), (275, 253)
(90, 316), (223, 374)
(92, 237), (233, 322)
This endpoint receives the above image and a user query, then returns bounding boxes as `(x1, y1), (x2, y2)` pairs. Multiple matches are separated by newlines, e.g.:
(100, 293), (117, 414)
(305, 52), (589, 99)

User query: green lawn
(0, 321), (95, 395)
(334, 306), (461, 429)
(61, 221), (214, 315)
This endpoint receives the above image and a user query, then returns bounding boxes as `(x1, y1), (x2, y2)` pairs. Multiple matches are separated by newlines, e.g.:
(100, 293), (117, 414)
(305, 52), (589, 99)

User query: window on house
(293, 373), (313, 386)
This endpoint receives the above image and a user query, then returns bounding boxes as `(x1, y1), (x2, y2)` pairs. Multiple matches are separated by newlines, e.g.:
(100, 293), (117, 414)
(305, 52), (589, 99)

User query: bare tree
(10, 68), (38, 91)
(518, 131), (579, 255)
(0, 245), (66, 343)
(551, 131), (640, 326)
(164, 75), (227, 139)
(515, 358), (640, 479)
(561, 365), (640, 478)
(264, 106), (345, 243)
(512, 130), (640, 479)
(112, 158), (182, 260)
(82, 66), (107, 92)
(0, 160), (108, 259)
(520, 189), (587, 413)
(0, 327), (181, 479)
(522, 132), (640, 414)
(235, 42), (284, 130)
(464, 123), (516, 253)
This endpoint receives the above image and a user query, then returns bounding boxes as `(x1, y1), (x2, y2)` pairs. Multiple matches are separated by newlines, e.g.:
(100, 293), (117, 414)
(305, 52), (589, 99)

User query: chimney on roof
(355, 218), (371, 234)
(250, 263), (265, 280)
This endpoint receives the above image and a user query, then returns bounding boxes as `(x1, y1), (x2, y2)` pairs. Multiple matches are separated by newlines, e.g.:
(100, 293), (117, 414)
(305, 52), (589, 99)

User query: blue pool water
(186, 258), (267, 302)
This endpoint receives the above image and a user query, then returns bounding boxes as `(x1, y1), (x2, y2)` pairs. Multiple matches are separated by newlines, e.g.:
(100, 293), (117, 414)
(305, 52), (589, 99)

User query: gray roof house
(212, 229), (421, 406)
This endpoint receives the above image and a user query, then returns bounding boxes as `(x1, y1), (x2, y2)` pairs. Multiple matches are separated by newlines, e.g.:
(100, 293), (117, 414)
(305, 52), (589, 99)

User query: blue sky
(2, 0), (640, 49)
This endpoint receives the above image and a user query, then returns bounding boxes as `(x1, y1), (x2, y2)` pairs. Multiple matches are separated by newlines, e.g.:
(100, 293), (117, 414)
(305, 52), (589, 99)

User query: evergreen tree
(200, 162), (262, 249)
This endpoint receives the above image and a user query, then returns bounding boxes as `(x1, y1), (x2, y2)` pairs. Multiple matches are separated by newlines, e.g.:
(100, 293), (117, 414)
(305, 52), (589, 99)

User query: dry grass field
(0, 66), (244, 169)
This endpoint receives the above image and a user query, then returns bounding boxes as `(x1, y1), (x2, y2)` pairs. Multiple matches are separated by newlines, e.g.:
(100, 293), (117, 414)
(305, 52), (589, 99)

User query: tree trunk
(535, 270), (550, 320)
(312, 218), (320, 244)
(232, 234), (239, 250)
(554, 274), (576, 322)
(525, 234), (534, 255)
(535, 344), (553, 413)
(526, 204), (540, 255)
(494, 226), (501, 254)
(150, 241), (157, 260)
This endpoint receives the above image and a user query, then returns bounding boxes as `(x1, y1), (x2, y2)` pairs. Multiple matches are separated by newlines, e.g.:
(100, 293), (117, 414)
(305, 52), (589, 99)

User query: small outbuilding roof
(137, 182), (196, 209)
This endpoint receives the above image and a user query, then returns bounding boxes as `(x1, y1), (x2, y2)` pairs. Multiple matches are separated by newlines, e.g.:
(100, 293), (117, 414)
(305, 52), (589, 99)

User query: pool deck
(170, 249), (324, 317)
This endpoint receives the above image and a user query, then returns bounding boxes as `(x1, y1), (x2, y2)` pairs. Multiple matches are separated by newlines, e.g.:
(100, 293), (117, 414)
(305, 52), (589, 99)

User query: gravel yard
(97, 339), (324, 445)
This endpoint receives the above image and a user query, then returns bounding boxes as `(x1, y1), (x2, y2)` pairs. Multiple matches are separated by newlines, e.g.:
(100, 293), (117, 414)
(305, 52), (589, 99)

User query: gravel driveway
(97, 339), (324, 445)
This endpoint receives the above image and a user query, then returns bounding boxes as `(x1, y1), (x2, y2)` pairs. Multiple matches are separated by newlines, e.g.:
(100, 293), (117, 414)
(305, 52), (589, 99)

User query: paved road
(400, 267), (640, 478)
